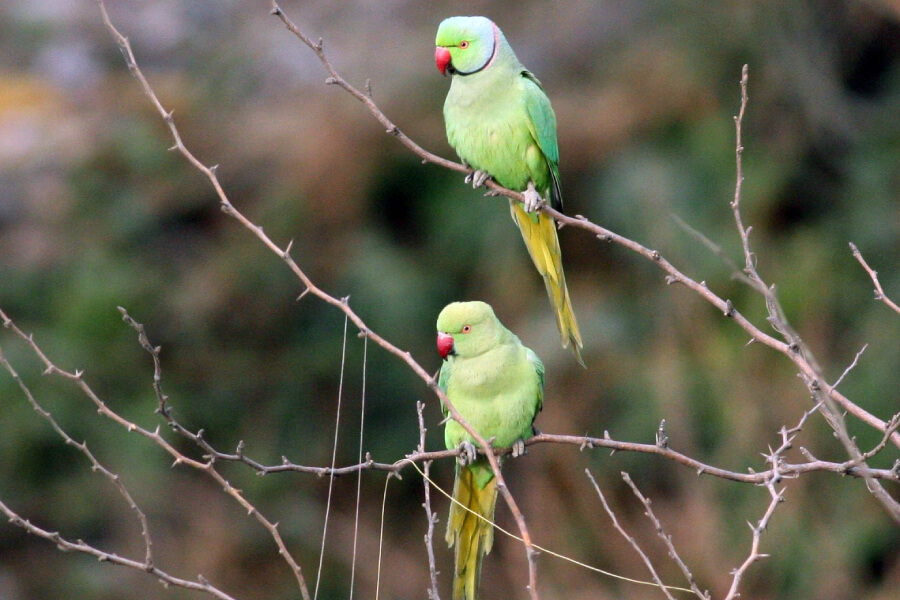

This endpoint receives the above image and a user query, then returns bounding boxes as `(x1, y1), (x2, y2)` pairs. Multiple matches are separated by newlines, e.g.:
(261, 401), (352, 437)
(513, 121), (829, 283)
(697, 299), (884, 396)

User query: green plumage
(437, 301), (544, 600)
(437, 16), (583, 365)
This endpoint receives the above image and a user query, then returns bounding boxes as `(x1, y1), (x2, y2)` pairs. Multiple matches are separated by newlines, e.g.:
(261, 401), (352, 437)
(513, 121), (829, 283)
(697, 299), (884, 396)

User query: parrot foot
(522, 182), (545, 213)
(464, 170), (491, 189)
(457, 441), (478, 466)
(483, 189), (503, 197)
(511, 438), (527, 458)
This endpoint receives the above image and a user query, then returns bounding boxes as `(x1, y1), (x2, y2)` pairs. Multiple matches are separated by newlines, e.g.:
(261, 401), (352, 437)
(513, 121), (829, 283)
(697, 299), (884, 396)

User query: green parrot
(436, 301), (544, 600)
(435, 16), (584, 366)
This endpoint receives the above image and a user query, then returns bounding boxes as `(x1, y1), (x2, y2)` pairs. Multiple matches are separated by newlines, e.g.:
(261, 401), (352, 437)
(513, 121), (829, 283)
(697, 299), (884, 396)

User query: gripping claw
(464, 170), (491, 189)
(511, 438), (527, 458)
(522, 182), (545, 213)
(457, 441), (478, 466)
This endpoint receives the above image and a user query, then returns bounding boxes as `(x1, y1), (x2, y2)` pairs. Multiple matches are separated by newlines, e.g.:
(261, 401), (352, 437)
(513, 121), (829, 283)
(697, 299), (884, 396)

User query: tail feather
(510, 201), (584, 366)
(447, 465), (498, 600)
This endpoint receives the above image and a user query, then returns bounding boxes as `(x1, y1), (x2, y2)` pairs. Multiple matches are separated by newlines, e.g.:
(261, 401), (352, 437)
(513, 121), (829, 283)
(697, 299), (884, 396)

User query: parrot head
(435, 16), (498, 76)
(436, 301), (501, 360)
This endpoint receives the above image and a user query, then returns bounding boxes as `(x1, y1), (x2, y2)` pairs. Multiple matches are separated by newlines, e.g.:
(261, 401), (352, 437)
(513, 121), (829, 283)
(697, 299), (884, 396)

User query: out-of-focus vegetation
(1, 1), (899, 599)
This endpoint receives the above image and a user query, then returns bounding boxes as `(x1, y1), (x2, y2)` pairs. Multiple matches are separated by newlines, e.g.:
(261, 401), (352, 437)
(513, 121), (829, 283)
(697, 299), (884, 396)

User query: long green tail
(447, 464), (498, 600)
(510, 201), (584, 366)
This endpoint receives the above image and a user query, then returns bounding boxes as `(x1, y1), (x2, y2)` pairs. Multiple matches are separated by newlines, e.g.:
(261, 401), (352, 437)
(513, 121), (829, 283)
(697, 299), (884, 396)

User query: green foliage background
(1, 1), (898, 599)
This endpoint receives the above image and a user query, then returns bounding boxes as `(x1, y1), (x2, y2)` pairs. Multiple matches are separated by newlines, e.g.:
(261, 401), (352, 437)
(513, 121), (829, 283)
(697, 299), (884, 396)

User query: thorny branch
(0, 344), (155, 569)
(0, 305), (308, 600)
(851, 242), (900, 316)
(731, 68), (898, 522)
(0, 4), (897, 600)
(587, 470), (677, 600)
(621, 473), (710, 600)
(0, 498), (241, 600)
(417, 401), (443, 600)
(723, 482), (785, 600)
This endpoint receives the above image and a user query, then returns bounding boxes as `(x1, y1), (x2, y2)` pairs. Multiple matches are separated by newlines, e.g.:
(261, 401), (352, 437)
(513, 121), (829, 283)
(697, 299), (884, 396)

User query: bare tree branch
(851, 242), (900, 316)
(726, 68), (900, 523)
(0, 305), (311, 600)
(621, 473), (710, 600)
(0, 498), (241, 600)
(417, 401), (443, 600)
(586, 470), (677, 600)
(0, 344), (154, 568)
(723, 482), (785, 600)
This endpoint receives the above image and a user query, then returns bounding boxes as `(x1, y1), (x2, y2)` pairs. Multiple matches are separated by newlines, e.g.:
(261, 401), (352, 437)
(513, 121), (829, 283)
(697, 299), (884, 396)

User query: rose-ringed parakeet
(436, 301), (544, 600)
(435, 16), (584, 366)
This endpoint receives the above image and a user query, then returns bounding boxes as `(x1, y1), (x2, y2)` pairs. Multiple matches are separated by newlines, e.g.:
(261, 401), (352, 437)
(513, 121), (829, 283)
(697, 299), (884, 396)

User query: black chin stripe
(455, 60), (489, 76)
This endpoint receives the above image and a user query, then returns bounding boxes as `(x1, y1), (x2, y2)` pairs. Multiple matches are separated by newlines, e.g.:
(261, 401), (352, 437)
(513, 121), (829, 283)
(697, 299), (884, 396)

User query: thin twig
(831, 344), (868, 391)
(723, 482), (785, 600)
(2, 305), (312, 600)
(417, 401), (442, 600)
(671, 214), (753, 287)
(0, 344), (155, 569)
(621, 473), (710, 600)
(850, 242), (900, 316)
(0, 498), (241, 600)
(586, 470), (676, 600)
(722, 66), (900, 523)
(531, 433), (898, 482)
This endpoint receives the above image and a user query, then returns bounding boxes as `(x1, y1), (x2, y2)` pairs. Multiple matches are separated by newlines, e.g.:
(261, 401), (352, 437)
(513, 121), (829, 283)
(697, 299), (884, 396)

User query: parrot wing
(526, 346), (545, 414)
(522, 71), (563, 211)
(439, 361), (452, 420)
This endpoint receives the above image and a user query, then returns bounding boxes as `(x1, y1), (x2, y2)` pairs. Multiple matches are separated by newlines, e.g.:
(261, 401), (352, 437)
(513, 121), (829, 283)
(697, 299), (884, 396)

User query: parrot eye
(459, 40), (469, 49)
(462, 325), (472, 333)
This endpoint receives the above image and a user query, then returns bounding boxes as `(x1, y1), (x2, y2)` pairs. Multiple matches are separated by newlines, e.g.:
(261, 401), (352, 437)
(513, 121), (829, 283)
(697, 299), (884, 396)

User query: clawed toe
(464, 170), (491, 189)
(457, 441), (477, 466)
(511, 439), (527, 458)
(523, 185), (545, 213)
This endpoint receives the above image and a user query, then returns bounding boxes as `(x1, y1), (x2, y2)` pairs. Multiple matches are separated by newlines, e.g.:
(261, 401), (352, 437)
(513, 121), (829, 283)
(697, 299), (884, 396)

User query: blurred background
(1, 1), (899, 599)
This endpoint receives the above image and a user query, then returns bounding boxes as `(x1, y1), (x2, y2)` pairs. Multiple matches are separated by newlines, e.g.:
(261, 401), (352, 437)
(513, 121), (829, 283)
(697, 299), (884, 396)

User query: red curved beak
(435, 46), (451, 76)
(437, 332), (455, 359)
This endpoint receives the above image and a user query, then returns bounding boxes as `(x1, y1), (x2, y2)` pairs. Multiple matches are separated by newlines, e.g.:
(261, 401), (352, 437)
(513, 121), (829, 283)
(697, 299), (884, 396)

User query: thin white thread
(314, 313), (349, 600)
(375, 473), (392, 600)
(349, 336), (368, 599)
